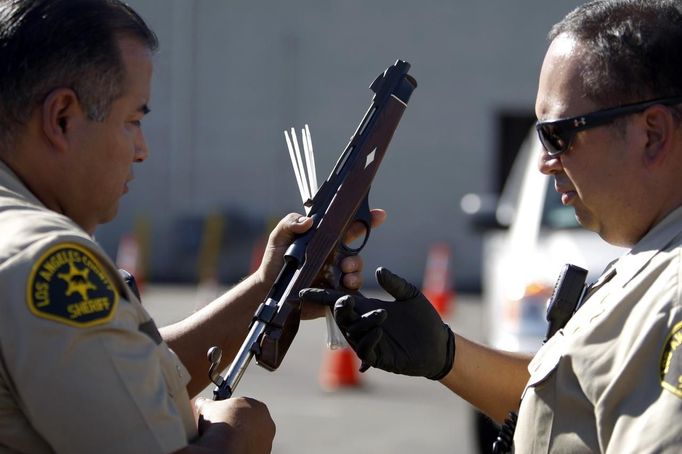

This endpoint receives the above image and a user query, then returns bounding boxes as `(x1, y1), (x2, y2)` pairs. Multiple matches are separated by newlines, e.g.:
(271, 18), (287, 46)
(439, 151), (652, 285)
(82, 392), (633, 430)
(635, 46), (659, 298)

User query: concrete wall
(97, 1), (584, 289)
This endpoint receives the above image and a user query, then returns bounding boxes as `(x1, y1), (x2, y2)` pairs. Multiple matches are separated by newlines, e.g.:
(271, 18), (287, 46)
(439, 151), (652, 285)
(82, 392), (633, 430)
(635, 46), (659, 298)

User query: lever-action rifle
(207, 59), (417, 400)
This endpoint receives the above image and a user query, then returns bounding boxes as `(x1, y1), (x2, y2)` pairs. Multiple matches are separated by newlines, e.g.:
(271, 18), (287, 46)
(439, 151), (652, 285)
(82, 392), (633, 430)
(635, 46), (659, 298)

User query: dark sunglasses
(536, 95), (682, 156)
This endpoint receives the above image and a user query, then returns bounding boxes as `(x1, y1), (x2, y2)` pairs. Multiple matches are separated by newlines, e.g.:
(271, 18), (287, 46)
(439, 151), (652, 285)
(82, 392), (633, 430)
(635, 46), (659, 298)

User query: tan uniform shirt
(514, 206), (682, 453)
(0, 162), (198, 453)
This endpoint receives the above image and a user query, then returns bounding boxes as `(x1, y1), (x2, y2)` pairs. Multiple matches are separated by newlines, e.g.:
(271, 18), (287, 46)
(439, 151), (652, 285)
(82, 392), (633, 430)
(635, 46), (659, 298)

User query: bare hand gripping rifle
(207, 60), (417, 400)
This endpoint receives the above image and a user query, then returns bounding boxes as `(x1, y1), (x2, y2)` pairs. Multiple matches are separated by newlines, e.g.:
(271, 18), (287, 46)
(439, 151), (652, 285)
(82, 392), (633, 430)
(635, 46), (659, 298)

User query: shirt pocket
(137, 311), (189, 399)
(155, 343), (197, 441)
(515, 332), (564, 453)
(156, 343), (190, 399)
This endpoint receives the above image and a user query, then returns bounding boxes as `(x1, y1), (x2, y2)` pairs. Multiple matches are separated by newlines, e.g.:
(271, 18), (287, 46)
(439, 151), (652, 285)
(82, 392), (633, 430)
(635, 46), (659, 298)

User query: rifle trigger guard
(342, 195), (372, 254)
(207, 346), (224, 387)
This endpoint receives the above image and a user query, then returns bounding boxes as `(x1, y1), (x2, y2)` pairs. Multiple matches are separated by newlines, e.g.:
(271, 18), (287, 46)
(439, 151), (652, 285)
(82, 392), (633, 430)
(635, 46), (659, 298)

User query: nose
(537, 146), (562, 175)
(134, 128), (149, 163)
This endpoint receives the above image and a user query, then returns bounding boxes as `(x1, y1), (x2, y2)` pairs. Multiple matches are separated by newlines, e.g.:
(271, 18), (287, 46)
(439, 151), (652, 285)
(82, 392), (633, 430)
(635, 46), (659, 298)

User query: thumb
(268, 213), (312, 248)
(333, 295), (360, 329)
(375, 267), (420, 300)
(194, 397), (209, 414)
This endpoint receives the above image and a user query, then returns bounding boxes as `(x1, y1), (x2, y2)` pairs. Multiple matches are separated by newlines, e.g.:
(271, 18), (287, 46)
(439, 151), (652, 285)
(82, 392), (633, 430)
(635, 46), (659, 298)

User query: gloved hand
(299, 267), (455, 380)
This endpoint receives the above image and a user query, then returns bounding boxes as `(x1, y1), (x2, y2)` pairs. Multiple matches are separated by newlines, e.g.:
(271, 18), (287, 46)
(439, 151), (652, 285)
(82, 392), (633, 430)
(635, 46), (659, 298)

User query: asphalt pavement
(143, 285), (485, 454)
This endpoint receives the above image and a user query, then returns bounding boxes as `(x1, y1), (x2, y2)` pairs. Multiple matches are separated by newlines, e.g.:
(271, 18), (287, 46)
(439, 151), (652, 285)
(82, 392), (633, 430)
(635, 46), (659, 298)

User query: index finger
(298, 287), (347, 306)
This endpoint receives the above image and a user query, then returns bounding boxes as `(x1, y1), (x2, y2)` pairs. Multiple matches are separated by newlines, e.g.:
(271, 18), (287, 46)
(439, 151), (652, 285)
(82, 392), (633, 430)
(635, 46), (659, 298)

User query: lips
(554, 182), (577, 205)
(560, 191), (577, 205)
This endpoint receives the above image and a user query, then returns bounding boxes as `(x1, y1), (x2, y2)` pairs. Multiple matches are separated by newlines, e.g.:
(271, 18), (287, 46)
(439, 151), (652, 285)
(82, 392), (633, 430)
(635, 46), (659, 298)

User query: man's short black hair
(0, 0), (158, 148)
(550, 0), (682, 108)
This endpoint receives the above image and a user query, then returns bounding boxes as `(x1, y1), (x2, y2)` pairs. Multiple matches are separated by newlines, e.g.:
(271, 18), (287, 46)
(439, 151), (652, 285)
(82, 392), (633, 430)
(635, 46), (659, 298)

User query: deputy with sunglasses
(301, 0), (682, 452)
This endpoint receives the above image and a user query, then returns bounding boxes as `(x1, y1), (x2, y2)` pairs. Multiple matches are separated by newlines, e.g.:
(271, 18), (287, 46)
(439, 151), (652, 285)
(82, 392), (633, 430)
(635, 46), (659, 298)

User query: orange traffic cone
(249, 235), (267, 274)
(319, 347), (361, 391)
(421, 243), (455, 317)
(249, 217), (280, 274)
(116, 233), (144, 295)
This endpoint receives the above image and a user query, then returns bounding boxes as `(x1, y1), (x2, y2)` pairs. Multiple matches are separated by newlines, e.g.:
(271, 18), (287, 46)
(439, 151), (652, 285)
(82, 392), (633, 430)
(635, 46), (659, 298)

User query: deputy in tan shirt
(0, 160), (197, 452)
(0, 1), (379, 452)
(516, 206), (682, 452)
(300, 1), (682, 452)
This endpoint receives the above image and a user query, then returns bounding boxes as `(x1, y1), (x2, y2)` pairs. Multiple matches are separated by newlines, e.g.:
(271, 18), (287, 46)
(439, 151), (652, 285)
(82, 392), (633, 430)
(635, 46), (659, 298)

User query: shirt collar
(613, 205), (682, 287)
(0, 158), (48, 209)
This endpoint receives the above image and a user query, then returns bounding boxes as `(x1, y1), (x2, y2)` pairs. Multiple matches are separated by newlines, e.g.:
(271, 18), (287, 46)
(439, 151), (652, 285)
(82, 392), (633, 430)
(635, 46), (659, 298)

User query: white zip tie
(304, 124), (317, 193)
(290, 128), (310, 201)
(301, 127), (316, 195)
(284, 130), (308, 204)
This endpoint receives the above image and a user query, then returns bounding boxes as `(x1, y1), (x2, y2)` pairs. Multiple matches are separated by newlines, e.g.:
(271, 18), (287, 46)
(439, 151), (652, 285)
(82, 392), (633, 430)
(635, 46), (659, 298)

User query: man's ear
(41, 88), (82, 152)
(642, 105), (676, 167)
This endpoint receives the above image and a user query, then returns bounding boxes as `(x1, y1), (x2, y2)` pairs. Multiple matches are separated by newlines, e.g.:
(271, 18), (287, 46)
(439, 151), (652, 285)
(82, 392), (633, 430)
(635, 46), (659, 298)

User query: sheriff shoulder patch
(26, 243), (119, 327)
(660, 321), (682, 398)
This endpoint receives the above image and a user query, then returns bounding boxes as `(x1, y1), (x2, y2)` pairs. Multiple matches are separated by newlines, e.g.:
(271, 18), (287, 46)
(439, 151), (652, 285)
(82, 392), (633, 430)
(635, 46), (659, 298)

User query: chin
(573, 204), (595, 230)
(576, 215), (606, 242)
(100, 206), (120, 226)
(574, 214), (590, 229)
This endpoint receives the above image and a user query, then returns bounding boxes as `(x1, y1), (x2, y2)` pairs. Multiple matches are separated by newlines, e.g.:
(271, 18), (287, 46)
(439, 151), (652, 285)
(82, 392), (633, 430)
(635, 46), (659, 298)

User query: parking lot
(143, 285), (484, 454)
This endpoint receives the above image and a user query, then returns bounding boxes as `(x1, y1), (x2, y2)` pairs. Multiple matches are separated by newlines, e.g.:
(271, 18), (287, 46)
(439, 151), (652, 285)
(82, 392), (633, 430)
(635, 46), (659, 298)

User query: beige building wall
(98, 1), (584, 289)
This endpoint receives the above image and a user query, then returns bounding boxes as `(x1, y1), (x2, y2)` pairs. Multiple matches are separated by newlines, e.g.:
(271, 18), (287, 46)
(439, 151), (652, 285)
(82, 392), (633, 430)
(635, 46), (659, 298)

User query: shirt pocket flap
(526, 331), (564, 388)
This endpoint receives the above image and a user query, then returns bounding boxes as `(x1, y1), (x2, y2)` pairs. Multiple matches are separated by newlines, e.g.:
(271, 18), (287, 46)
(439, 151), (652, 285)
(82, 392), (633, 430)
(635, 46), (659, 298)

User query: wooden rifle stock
(208, 60), (417, 400)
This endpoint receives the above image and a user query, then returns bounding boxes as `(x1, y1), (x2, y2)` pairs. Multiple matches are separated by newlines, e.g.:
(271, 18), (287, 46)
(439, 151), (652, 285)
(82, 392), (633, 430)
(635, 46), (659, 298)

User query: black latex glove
(299, 267), (455, 380)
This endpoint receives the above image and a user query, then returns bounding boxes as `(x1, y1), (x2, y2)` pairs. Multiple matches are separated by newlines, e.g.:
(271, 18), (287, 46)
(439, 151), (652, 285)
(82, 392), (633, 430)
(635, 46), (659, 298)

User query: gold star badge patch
(26, 243), (118, 327)
(660, 321), (682, 398)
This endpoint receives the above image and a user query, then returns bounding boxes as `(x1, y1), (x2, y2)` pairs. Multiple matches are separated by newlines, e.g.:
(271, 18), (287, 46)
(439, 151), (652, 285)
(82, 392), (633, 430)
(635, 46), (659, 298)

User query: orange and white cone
(319, 346), (361, 391)
(421, 243), (455, 317)
(249, 235), (267, 274)
(116, 233), (144, 295)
